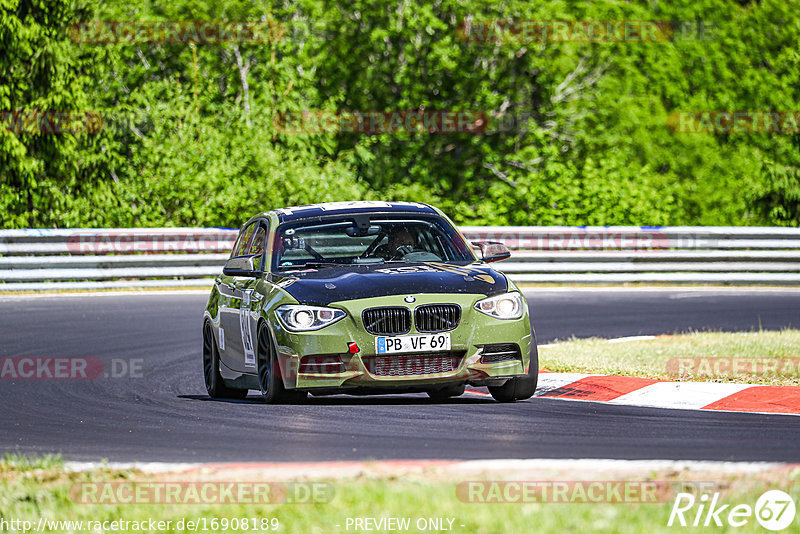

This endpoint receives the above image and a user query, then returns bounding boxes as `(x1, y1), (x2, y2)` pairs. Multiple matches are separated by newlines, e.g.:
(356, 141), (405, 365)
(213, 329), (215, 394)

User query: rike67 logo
(668, 490), (796, 530)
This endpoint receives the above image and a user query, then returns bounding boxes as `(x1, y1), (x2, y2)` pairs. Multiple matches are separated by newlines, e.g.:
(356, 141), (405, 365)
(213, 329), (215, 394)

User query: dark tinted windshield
(272, 216), (475, 270)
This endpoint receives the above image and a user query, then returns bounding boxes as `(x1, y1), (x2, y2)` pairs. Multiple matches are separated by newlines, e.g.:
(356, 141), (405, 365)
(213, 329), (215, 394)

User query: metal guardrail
(0, 228), (235, 290)
(1, 226), (799, 290)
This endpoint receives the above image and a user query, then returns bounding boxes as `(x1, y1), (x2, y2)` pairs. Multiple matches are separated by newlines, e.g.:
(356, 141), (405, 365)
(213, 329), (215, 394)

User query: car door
(234, 221), (269, 372)
(217, 221), (257, 373)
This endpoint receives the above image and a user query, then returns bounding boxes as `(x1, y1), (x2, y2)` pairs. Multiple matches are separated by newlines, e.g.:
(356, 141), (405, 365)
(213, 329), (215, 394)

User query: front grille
(414, 304), (461, 333)
(363, 351), (465, 377)
(480, 343), (522, 364)
(362, 307), (411, 335)
(299, 355), (345, 374)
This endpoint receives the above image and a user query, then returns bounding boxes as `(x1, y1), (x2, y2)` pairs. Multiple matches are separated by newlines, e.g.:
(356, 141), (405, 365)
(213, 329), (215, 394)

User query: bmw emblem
(404, 296), (416, 303)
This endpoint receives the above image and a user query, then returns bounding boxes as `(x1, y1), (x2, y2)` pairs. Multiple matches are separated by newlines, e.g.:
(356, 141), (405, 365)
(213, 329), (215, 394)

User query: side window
(231, 223), (256, 258)
(247, 224), (267, 256)
(246, 223), (268, 271)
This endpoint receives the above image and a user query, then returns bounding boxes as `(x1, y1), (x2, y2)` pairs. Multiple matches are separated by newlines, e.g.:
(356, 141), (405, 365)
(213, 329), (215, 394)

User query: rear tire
(488, 340), (539, 403)
(203, 322), (248, 399)
(257, 323), (307, 404)
(427, 384), (466, 400)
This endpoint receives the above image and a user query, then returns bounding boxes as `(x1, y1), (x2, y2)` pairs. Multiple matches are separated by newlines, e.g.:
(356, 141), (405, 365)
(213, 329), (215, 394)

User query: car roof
(264, 201), (439, 224)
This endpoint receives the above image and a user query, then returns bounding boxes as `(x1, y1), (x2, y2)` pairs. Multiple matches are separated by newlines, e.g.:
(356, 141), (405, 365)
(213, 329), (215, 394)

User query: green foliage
(0, 0), (100, 227)
(1, 0), (799, 228)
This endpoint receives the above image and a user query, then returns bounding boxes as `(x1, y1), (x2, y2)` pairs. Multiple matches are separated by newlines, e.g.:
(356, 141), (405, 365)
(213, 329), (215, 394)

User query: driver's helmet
(387, 226), (415, 254)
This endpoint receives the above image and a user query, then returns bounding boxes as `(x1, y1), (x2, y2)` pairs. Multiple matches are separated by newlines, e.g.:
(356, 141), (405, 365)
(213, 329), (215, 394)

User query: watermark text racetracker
(457, 19), (717, 43)
(0, 111), (102, 134)
(457, 480), (717, 504)
(667, 357), (800, 380)
(668, 111), (800, 134)
(0, 517), (280, 533)
(66, 230), (236, 254)
(274, 110), (489, 135)
(460, 228), (715, 251)
(71, 481), (332, 505)
(68, 21), (285, 44)
(0, 357), (143, 380)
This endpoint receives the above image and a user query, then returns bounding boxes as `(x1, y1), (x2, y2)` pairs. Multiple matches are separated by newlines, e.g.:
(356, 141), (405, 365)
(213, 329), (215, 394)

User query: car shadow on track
(178, 394), (264, 404)
(178, 394), (495, 405)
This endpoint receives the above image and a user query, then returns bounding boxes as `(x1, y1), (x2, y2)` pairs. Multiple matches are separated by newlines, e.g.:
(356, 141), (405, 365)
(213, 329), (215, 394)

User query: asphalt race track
(1, 288), (799, 463)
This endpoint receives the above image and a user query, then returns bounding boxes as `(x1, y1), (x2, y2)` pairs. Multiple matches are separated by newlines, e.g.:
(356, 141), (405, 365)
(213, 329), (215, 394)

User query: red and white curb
(465, 334), (800, 415)
(467, 373), (800, 415)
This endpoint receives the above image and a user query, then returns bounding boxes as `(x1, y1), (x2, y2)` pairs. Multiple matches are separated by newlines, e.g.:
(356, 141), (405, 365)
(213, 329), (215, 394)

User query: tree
(0, 0), (101, 228)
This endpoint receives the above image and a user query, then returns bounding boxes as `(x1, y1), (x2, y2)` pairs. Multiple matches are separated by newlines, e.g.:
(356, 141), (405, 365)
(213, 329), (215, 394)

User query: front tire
(488, 340), (539, 403)
(203, 322), (248, 399)
(257, 323), (307, 404)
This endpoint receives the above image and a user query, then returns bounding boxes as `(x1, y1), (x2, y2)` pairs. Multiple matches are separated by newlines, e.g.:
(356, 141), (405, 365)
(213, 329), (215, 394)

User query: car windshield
(272, 216), (475, 270)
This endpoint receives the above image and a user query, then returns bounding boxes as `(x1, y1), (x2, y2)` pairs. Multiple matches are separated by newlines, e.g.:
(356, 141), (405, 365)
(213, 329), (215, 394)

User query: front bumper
(271, 292), (532, 390)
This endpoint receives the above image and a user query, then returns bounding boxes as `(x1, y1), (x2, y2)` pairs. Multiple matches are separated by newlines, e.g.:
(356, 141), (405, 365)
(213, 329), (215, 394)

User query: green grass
(0, 454), (63, 473)
(539, 330), (800, 386)
(2, 456), (799, 533)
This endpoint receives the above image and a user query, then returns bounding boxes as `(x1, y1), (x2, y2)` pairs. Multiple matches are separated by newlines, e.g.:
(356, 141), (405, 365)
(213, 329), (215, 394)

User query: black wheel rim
(257, 326), (272, 395)
(203, 323), (214, 391)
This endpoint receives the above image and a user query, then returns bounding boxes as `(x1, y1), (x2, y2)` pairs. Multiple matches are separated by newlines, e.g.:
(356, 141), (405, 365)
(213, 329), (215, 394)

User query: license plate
(375, 333), (451, 354)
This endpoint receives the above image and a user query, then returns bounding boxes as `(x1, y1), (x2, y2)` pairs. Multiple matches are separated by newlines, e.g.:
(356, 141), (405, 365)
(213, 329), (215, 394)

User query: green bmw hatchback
(202, 201), (537, 403)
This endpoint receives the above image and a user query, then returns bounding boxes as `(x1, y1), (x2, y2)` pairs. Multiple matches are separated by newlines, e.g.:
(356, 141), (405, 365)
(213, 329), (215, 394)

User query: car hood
(271, 262), (509, 305)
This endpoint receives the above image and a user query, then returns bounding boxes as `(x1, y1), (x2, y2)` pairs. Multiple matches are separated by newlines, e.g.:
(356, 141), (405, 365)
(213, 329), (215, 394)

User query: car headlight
(276, 305), (346, 331)
(474, 292), (524, 320)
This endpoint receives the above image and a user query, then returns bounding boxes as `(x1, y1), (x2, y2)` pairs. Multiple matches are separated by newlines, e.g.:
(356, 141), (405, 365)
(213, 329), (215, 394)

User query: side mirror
(223, 255), (260, 277)
(472, 241), (511, 263)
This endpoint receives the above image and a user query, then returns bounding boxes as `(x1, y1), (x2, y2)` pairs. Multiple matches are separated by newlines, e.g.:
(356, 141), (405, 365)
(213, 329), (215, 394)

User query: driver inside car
(375, 226), (417, 260)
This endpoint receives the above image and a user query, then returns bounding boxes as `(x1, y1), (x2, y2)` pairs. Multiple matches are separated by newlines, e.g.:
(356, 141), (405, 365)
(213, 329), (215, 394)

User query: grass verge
(2, 456), (799, 533)
(539, 330), (800, 386)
